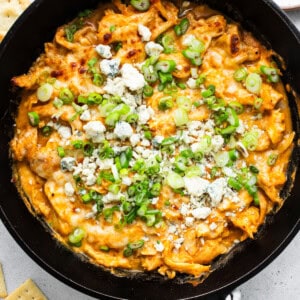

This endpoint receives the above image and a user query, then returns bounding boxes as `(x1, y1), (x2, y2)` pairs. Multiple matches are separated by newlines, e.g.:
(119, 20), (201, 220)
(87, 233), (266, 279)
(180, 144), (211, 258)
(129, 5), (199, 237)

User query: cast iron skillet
(0, 0), (299, 299)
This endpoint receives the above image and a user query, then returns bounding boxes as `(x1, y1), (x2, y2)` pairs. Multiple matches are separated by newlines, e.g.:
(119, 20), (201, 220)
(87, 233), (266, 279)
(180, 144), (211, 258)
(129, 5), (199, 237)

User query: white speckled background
(0, 3), (299, 300)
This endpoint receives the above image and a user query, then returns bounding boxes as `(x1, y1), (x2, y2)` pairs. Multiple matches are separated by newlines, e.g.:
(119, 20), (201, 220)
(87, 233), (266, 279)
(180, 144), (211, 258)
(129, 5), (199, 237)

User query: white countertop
(0, 7), (300, 300)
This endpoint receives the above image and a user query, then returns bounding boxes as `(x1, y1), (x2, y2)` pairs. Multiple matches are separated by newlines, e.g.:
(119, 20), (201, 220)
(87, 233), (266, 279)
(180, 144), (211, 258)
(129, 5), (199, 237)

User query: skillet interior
(0, 0), (299, 299)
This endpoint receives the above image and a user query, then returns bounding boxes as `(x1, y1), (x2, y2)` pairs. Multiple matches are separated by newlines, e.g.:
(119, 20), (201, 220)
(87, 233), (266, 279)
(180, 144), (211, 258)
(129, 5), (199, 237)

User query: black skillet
(0, 0), (299, 299)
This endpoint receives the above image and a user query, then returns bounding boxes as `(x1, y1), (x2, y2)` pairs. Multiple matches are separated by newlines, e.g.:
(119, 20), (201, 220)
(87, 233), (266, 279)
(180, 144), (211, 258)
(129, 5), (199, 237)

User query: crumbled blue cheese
(83, 121), (106, 143)
(182, 34), (196, 47)
(122, 176), (132, 186)
(207, 178), (227, 206)
(57, 125), (71, 140)
(211, 135), (224, 152)
(145, 41), (164, 57)
(209, 222), (217, 231)
(137, 105), (154, 124)
(154, 241), (164, 252)
(60, 157), (76, 171)
(121, 64), (145, 91)
(100, 58), (120, 77)
(103, 77), (125, 96)
(173, 237), (185, 250)
(96, 158), (114, 169)
(138, 24), (151, 42)
(130, 133), (141, 146)
(80, 109), (91, 121)
(64, 182), (75, 197)
(191, 207), (211, 219)
(95, 44), (112, 59)
(185, 217), (194, 227)
(183, 177), (209, 197)
(186, 78), (197, 89)
(114, 121), (133, 140)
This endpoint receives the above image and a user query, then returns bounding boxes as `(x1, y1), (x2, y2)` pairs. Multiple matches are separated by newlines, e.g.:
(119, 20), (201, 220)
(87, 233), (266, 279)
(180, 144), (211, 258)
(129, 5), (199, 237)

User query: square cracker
(0, 0), (31, 41)
(0, 263), (7, 298)
(5, 279), (47, 300)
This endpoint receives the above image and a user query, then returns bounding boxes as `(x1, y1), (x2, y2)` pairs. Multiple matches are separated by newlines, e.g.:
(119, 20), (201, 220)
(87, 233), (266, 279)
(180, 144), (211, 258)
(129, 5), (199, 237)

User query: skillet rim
(0, 0), (299, 299)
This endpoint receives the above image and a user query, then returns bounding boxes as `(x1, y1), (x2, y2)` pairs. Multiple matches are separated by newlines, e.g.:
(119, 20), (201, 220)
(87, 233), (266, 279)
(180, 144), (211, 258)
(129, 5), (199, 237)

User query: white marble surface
(0, 7), (300, 300)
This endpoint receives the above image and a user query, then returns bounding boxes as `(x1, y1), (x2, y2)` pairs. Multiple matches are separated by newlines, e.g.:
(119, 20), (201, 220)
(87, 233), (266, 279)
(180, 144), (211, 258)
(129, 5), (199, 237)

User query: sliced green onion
(161, 35), (174, 54)
(194, 135), (212, 154)
(190, 39), (205, 53)
(59, 88), (74, 104)
(37, 83), (53, 102)
(110, 25), (116, 32)
(176, 96), (192, 111)
(174, 18), (190, 36)
(83, 142), (94, 156)
(182, 49), (202, 66)
(126, 113), (139, 123)
(158, 96), (173, 111)
(214, 151), (230, 167)
(130, 0), (150, 11)
(267, 153), (278, 166)
(226, 107), (239, 127)
(229, 149), (239, 161)
(166, 171), (185, 189)
(87, 93), (102, 105)
(233, 67), (248, 82)
(196, 74), (206, 86)
(99, 101), (117, 117)
(177, 82), (186, 89)
(158, 72), (173, 84)
(143, 85), (153, 97)
(57, 146), (65, 158)
(260, 65), (279, 83)
(128, 240), (144, 250)
(185, 166), (202, 177)
(123, 247), (133, 257)
(53, 97), (64, 108)
(68, 228), (85, 247)
(220, 125), (237, 136)
(144, 131), (152, 140)
(229, 101), (244, 114)
(242, 130), (259, 151)
(100, 245), (110, 252)
(228, 177), (243, 191)
(173, 108), (189, 126)
(27, 112), (39, 127)
(72, 140), (84, 149)
(142, 65), (158, 83)
(155, 60), (176, 73)
(174, 156), (188, 172)
(108, 183), (120, 194)
(249, 165), (259, 174)
(150, 182), (161, 196)
(245, 73), (262, 94)
(201, 85), (215, 98)
(161, 136), (177, 146)
(164, 83), (178, 95)
(41, 125), (52, 137)
(254, 97), (263, 110)
(105, 111), (120, 126)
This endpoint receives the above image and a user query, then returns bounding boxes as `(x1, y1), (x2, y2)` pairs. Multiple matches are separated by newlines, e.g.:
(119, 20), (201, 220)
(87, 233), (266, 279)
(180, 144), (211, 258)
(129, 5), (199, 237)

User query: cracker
(5, 279), (47, 300)
(0, 263), (7, 298)
(0, 0), (31, 41)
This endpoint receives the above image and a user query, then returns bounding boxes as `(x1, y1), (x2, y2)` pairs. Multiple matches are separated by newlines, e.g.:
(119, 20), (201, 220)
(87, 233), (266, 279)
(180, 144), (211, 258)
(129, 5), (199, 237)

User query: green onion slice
(245, 73), (262, 94)
(128, 240), (144, 250)
(167, 171), (185, 189)
(68, 228), (85, 246)
(37, 83), (53, 102)
(27, 112), (39, 127)
(267, 153), (278, 166)
(173, 108), (189, 126)
(143, 85), (154, 97)
(233, 67), (248, 82)
(176, 96), (192, 111)
(214, 151), (230, 167)
(59, 88), (74, 104)
(174, 18), (190, 36)
(155, 60), (176, 73)
(130, 0), (150, 11)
